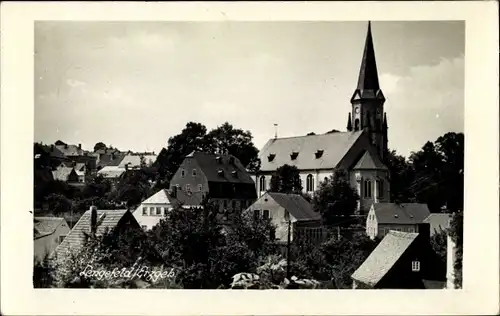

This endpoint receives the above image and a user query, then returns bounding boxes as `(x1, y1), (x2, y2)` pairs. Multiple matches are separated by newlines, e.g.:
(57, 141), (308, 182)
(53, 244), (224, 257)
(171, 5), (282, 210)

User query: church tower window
(364, 180), (372, 198)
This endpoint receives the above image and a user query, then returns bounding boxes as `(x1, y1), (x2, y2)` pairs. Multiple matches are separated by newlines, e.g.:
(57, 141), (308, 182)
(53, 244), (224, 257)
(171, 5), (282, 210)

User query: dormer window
(216, 156), (222, 164)
(315, 150), (324, 159)
(290, 152), (299, 160)
(231, 170), (238, 178)
(217, 169), (224, 176)
(267, 154), (276, 162)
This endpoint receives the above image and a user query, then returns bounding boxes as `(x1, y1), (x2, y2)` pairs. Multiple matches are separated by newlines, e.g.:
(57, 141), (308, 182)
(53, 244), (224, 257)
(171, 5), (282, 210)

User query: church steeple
(349, 21), (387, 160)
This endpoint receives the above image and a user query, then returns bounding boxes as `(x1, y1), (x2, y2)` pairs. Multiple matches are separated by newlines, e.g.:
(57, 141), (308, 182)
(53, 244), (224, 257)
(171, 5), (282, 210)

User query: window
(192, 169), (197, 177)
(259, 176), (266, 192)
(149, 207), (155, 216)
(306, 174), (314, 192)
(142, 207), (147, 215)
(198, 184), (203, 192)
(263, 210), (270, 219)
(377, 180), (384, 198)
(411, 261), (420, 272)
(58, 235), (66, 243)
(408, 227), (415, 233)
(142, 225), (148, 230)
(156, 207), (161, 215)
(354, 119), (360, 131)
(254, 209), (261, 220)
(364, 180), (372, 198)
(181, 169), (186, 178)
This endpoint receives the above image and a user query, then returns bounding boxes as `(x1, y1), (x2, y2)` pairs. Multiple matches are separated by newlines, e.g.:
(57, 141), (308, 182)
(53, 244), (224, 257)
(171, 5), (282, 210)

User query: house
(133, 189), (204, 230)
(169, 151), (257, 218)
(52, 165), (81, 183)
(34, 217), (71, 262)
(97, 165), (126, 182)
(245, 192), (322, 243)
(118, 152), (157, 169)
(351, 223), (446, 289)
(423, 213), (452, 236)
(365, 203), (431, 240)
(53, 206), (143, 261)
(34, 143), (69, 169)
(253, 22), (390, 215)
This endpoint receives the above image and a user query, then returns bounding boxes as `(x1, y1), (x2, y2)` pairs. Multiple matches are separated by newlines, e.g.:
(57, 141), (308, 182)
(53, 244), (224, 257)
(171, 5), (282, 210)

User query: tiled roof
(97, 166), (125, 179)
(353, 150), (387, 170)
(56, 144), (85, 157)
(257, 131), (363, 172)
(34, 217), (65, 239)
(423, 213), (451, 236)
(52, 166), (75, 181)
(105, 153), (127, 167)
(190, 152), (255, 184)
(373, 203), (430, 225)
(118, 154), (157, 168)
(267, 192), (321, 221)
(54, 209), (129, 258)
(351, 231), (419, 286)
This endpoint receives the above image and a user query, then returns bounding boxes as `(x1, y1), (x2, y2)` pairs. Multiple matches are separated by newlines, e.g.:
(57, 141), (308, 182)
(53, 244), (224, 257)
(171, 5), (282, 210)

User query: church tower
(348, 21), (388, 160)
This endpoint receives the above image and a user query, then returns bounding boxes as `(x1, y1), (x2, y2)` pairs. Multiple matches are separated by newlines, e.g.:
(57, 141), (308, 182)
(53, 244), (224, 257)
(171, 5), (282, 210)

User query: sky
(34, 21), (464, 158)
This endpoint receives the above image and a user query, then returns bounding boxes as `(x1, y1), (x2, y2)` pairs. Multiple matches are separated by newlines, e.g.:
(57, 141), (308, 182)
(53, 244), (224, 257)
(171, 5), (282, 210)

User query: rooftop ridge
(264, 130), (360, 142)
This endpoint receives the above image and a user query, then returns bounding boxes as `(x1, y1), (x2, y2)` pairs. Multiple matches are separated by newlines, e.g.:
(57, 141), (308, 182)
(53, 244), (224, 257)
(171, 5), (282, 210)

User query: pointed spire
(356, 21), (380, 91)
(347, 113), (353, 131)
(383, 112), (388, 130)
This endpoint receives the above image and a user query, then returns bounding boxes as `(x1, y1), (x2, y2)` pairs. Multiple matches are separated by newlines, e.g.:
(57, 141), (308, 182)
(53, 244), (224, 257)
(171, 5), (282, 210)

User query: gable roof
(97, 166), (126, 179)
(257, 131), (364, 172)
(423, 213), (451, 236)
(267, 192), (321, 221)
(118, 154), (157, 168)
(189, 152), (255, 184)
(373, 203), (430, 225)
(36, 144), (67, 160)
(56, 144), (85, 157)
(54, 209), (130, 258)
(142, 189), (171, 204)
(34, 217), (66, 239)
(353, 150), (387, 170)
(351, 231), (419, 286)
(52, 166), (76, 181)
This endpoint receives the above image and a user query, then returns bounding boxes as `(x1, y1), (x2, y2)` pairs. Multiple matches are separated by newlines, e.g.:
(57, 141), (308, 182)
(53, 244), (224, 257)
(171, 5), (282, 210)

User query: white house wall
(133, 203), (172, 230)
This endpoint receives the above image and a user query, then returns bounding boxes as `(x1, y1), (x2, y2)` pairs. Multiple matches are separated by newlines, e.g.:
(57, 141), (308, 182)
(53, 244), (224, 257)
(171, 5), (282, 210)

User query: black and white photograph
(32, 19), (465, 290)
(1, 1), (499, 315)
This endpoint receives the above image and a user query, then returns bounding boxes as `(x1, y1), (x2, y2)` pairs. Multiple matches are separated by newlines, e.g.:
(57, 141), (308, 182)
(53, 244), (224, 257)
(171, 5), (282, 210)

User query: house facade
(352, 223), (446, 289)
(169, 151), (257, 219)
(34, 217), (71, 262)
(253, 22), (390, 215)
(245, 192), (323, 243)
(365, 203), (431, 239)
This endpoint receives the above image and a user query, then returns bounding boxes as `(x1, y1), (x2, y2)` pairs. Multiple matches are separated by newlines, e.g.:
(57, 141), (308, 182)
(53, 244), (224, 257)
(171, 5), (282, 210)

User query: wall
(446, 235), (457, 289)
(170, 157), (209, 196)
(376, 223), (420, 239)
(349, 169), (390, 215)
(34, 221), (71, 262)
(246, 195), (292, 242)
(133, 203), (172, 230)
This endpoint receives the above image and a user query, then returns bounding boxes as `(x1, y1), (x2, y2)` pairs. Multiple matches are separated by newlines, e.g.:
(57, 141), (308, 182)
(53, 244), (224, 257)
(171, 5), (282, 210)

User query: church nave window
(306, 174), (314, 192)
(259, 176), (266, 192)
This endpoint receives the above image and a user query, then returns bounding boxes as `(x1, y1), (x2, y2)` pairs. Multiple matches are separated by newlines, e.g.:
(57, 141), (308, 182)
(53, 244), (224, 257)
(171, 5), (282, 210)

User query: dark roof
(267, 192), (321, 221)
(56, 144), (85, 157)
(423, 213), (451, 236)
(257, 131), (364, 172)
(36, 144), (66, 160)
(54, 209), (131, 259)
(353, 150), (387, 170)
(188, 151), (254, 184)
(34, 217), (66, 239)
(373, 203), (430, 225)
(105, 153), (127, 167)
(351, 231), (419, 286)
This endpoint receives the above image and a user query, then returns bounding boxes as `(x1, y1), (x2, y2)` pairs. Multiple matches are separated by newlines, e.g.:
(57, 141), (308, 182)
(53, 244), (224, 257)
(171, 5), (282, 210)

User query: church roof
(258, 131), (363, 172)
(353, 150), (387, 170)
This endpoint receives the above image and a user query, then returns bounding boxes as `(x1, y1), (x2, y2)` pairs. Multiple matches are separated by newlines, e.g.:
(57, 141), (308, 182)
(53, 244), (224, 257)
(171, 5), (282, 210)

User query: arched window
(306, 174), (314, 192)
(364, 180), (372, 198)
(259, 176), (266, 192)
(377, 179), (384, 198)
(354, 119), (360, 131)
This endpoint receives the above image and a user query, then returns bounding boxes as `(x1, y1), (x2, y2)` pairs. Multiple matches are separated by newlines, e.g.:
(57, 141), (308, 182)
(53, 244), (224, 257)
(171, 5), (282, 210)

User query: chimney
(125, 164), (129, 171)
(78, 143), (82, 149)
(72, 160), (76, 167)
(90, 206), (98, 237)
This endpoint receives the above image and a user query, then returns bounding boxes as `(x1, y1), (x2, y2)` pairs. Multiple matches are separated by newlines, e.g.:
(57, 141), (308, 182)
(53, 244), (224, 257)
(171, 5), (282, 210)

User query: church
(253, 22), (390, 215)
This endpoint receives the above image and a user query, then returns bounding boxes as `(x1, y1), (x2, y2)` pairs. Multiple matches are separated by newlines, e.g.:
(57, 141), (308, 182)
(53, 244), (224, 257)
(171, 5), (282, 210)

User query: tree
(384, 150), (415, 203)
(270, 164), (303, 194)
(204, 122), (260, 171)
(311, 171), (359, 226)
(110, 170), (152, 208)
(93, 142), (107, 152)
(430, 229), (447, 263)
(307, 132), (316, 136)
(326, 129), (340, 134)
(45, 193), (73, 215)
